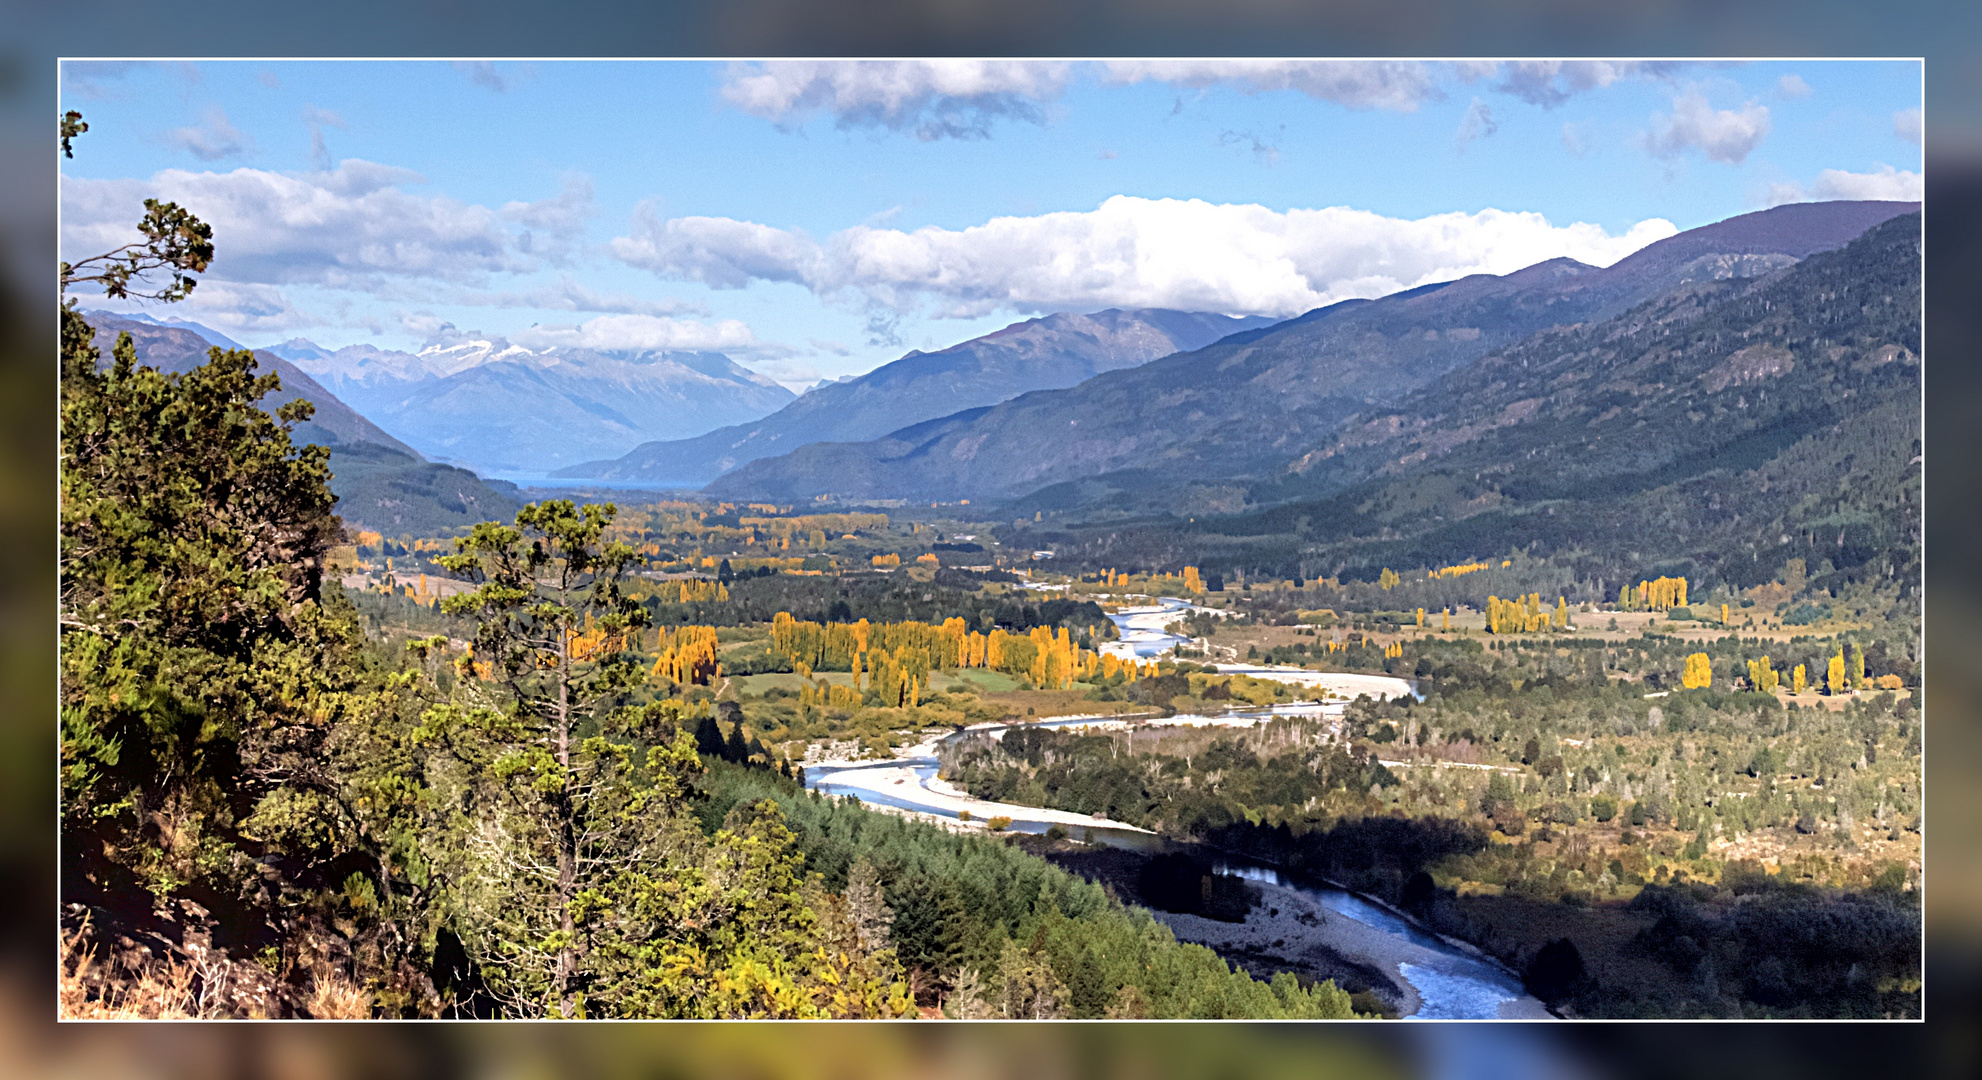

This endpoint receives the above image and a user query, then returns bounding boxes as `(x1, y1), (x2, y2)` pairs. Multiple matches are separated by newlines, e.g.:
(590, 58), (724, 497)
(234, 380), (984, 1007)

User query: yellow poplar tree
(1793, 664), (1807, 694)
(1681, 652), (1712, 689)
(1827, 651), (1846, 695)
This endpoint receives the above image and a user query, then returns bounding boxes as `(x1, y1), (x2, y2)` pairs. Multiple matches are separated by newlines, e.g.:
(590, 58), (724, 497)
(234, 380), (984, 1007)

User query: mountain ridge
(555, 307), (1275, 484)
(703, 200), (1920, 507)
(276, 336), (796, 475)
(80, 313), (523, 534)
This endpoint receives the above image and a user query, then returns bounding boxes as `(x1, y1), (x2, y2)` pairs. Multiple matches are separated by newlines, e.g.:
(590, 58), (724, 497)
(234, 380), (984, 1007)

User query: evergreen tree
(693, 713), (727, 759)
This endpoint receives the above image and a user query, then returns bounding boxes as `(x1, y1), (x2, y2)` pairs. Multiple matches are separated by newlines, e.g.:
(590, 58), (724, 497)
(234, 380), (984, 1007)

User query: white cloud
(1777, 74), (1814, 99)
(1766, 164), (1924, 206)
(612, 196), (1678, 320)
(1641, 89), (1770, 165)
(1894, 107), (1922, 145)
(62, 160), (555, 294)
(89, 280), (317, 337)
(501, 175), (596, 263)
(1103, 60), (1438, 112)
(511, 313), (766, 354)
(612, 203), (832, 289)
(165, 107), (252, 161)
(1475, 61), (1684, 107)
(1455, 98), (1498, 147)
(720, 60), (1071, 139)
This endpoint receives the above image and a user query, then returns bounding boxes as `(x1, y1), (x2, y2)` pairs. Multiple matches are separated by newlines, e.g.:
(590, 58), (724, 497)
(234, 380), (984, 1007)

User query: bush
(1590, 794), (1618, 822)
(985, 815), (1013, 832)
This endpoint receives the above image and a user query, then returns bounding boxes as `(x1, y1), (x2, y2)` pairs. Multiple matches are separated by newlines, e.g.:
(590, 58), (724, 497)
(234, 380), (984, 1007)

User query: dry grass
(304, 966), (372, 1020)
(979, 687), (1142, 719)
(60, 918), (198, 1019)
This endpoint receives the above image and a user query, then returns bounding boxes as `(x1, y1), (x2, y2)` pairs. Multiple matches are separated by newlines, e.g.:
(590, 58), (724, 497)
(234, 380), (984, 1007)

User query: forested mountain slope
(706, 201), (1916, 507)
(1061, 211), (1922, 593)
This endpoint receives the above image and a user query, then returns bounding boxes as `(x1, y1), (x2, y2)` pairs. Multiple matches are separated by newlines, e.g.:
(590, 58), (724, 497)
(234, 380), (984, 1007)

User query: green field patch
(732, 671), (859, 694)
(939, 667), (1023, 693)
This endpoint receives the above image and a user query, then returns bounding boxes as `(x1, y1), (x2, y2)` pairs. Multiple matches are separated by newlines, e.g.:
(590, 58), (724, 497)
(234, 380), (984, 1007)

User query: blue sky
(61, 59), (1922, 389)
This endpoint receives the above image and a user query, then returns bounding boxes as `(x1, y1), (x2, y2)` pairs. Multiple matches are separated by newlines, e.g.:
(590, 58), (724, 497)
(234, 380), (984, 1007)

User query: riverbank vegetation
(936, 629), (1920, 1018)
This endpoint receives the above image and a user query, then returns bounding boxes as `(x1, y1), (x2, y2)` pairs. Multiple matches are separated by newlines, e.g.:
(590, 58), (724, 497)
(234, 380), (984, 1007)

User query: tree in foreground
(60, 108), (422, 1014)
(416, 502), (910, 1017)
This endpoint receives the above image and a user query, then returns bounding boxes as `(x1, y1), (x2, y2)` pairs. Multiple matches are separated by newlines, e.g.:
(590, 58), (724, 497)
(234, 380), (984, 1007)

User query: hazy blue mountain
(704, 200), (1919, 508)
(283, 336), (796, 475)
(556, 308), (1275, 484)
(81, 313), (521, 534)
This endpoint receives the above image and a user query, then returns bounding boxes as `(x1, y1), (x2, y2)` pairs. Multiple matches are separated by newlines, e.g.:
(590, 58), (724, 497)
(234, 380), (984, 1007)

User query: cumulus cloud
(1103, 59), (1438, 112)
(1640, 89), (1771, 165)
(1765, 164), (1924, 206)
(720, 60), (1071, 139)
(501, 175), (596, 262)
(612, 196), (1677, 320)
(1777, 74), (1814, 98)
(612, 203), (832, 289)
(61, 160), (567, 294)
(1473, 61), (1684, 108)
(165, 107), (252, 161)
(1455, 98), (1498, 147)
(1894, 107), (1922, 145)
(511, 313), (766, 354)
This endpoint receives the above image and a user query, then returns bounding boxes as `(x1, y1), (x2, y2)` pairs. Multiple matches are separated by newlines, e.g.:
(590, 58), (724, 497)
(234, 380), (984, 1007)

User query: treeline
(768, 612), (1146, 693)
(644, 571), (1111, 635)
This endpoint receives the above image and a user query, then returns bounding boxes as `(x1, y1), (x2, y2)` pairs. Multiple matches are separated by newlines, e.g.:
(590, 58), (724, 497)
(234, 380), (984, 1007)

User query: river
(801, 597), (1539, 1017)
(805, 722), (1538, 1016)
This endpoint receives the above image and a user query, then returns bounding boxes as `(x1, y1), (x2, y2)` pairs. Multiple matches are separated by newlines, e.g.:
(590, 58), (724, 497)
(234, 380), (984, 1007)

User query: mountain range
(1109, 208), (1922, 591)
(82, 313), (523, 535)
(556, 308), (1275, 485)
(267, 336), (796, 476)
(702, 200), (1919, 511)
